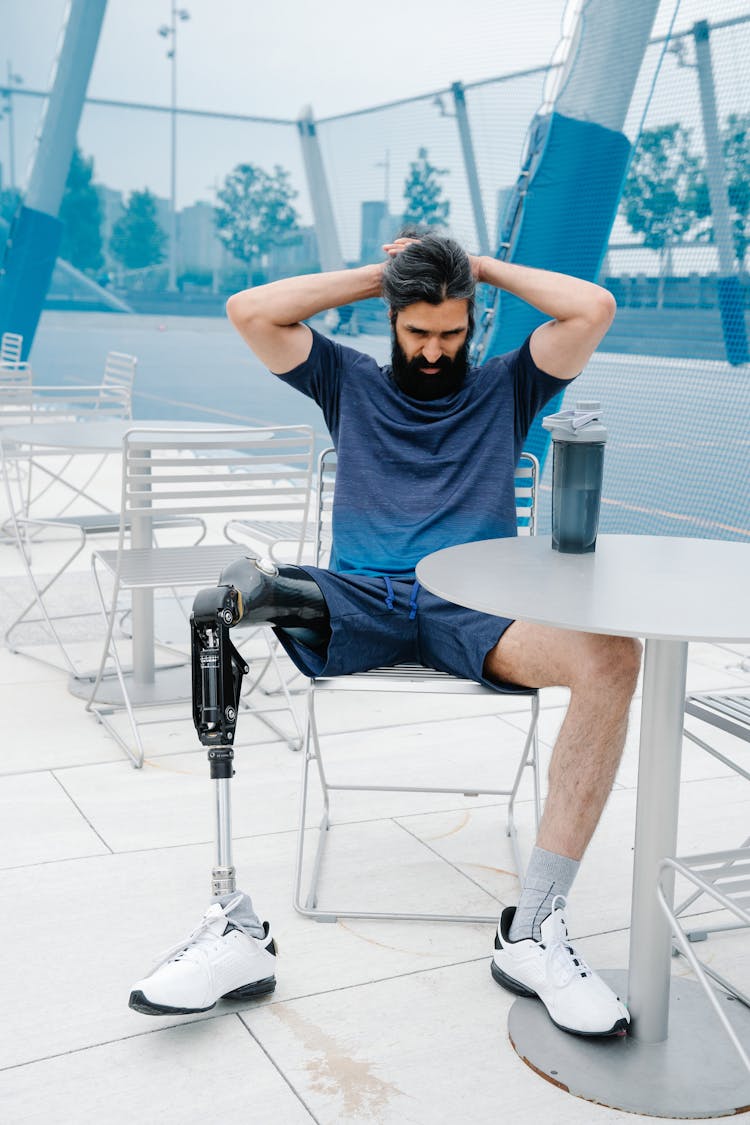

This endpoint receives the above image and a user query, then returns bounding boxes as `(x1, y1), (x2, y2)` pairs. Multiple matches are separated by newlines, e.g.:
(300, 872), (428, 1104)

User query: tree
(214, 163), (299, 274)
(621, 124), (709, 306)
(59, 146), (103, 272)
(721, 112), (750, 268)
(402, 147), (450, 229)
(110, 189), (167, 271)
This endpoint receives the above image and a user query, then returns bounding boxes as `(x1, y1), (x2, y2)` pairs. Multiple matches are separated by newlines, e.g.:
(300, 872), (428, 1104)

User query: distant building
(359, 202), (401, 265)
(267, 225), (319, 276)
(178, 200), (226, 277)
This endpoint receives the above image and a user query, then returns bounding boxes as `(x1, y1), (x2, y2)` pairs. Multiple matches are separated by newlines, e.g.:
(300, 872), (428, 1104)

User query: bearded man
(130, 230), (640, 1039)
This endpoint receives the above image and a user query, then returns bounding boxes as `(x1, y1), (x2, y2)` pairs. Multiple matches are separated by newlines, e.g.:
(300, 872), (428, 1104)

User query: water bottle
(542, 401), (608, 553)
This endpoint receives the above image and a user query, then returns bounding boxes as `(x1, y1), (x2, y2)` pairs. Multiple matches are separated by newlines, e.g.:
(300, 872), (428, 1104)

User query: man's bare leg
(485, 622), (640, 1034)
(486, 621), (642, 860)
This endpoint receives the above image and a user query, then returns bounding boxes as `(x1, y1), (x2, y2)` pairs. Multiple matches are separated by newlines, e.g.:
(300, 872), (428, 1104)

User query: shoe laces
(151, 895), (243, 971)
(544, 895), (592, 988)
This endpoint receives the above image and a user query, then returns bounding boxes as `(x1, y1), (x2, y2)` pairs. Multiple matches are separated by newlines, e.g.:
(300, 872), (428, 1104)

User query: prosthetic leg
(191, 557), (330, 897)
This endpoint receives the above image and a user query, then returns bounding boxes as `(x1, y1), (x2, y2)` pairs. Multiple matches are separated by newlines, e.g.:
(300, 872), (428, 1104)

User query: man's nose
(422, 339), (442, 363)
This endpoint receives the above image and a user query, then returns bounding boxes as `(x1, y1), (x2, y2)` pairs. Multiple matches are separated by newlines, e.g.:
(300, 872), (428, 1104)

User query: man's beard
(390, 337), (469, 401)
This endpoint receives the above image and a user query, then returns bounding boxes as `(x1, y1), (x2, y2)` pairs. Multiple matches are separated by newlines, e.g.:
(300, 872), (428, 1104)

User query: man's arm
(225, 265), (385, 375)
(473, 257), (615, 381)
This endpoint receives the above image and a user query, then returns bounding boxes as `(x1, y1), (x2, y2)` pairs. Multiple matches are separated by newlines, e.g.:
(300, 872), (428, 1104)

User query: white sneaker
(491, 897), (629, 1037)
(129, 896), (277, 1016)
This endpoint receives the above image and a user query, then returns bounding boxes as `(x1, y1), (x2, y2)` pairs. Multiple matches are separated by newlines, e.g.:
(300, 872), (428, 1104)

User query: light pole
(375, 149), (390, 208)
(2, 62), (23, 191)
(157, 4), (189, 293)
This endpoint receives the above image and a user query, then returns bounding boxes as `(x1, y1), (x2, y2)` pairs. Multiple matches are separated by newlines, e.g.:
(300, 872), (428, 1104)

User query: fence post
(297, 106), (344, 273)
(693, 19), (749, 365)
(451, 82), (490, 256)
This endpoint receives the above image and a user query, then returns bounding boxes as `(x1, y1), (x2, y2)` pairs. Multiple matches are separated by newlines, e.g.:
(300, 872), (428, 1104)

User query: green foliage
(214, 163), (299, 265)
(722, 113), (750, 266)
(402, 147), (450, 229)
(621, 124), (708, 255)
(110, 189), (167, 270)
(59, 147), (104, 272)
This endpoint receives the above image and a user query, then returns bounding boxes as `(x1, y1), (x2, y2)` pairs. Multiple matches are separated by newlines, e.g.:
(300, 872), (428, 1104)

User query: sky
(3, 0), (750, 255)
(4, 0), (569, 119)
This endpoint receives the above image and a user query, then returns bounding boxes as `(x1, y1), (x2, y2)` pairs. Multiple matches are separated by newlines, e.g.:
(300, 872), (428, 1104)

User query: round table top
(0, 419), (247, 453)
(416, 534), (750, 643)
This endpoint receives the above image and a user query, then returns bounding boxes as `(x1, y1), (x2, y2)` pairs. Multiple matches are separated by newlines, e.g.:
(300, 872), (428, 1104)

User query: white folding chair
(659, 848), (750, 1074)
(294, 447), (542, 923)
(672, 691), (750, 946)
(0, 331), (24, 369)
(86, 425), (315, 767)
(22, 351), (137, 517)
(0, 420), (204, 679)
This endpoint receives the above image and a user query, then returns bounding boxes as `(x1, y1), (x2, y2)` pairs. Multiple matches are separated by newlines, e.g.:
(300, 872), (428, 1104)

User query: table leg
(507, 636), (750, 1116)
(627, 637), (688, 1040)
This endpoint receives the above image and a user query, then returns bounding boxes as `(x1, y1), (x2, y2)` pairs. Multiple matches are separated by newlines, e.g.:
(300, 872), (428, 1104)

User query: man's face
(391, 299), (470, 401)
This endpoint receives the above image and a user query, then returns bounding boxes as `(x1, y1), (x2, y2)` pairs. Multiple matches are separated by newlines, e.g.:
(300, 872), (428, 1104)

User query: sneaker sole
(128, 975), (276, 1016)
(490, 961), (628, 1038)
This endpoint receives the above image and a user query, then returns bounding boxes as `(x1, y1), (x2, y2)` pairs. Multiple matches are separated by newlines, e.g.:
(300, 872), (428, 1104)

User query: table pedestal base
(68, 664), (190, 707)
(508, 971), (750, 1118)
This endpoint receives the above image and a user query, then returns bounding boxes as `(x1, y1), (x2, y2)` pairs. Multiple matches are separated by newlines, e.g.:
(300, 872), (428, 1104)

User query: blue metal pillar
(0, 0), (108, 359)
(485, 0), (661, 466)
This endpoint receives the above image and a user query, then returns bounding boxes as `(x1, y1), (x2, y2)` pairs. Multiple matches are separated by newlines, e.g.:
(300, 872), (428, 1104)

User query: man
(130, 231), (641, 1037)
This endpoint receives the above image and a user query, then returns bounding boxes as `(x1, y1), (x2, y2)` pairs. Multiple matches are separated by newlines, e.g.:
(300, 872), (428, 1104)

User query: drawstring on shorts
(380, 576), (421, 620)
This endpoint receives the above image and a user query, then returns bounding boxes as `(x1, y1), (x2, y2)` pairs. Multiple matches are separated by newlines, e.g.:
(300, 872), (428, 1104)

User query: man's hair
(382, 226), (475, 340)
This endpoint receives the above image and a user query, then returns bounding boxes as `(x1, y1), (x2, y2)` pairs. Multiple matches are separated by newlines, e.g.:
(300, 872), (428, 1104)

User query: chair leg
(293, 686), (336, 921)
(86, 559), (145, 768)
(506, 694), (541, 887)
(4, 524), (89, 677)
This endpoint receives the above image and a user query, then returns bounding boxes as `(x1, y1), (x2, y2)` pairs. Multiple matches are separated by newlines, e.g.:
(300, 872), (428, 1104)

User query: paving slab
(0, 1013), (314, 1125)
(0, 770), (108, 869)
(0, 830), (494, 1069)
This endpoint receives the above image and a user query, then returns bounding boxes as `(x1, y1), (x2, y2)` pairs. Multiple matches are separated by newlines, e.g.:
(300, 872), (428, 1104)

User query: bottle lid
(542, 401), (608, 443)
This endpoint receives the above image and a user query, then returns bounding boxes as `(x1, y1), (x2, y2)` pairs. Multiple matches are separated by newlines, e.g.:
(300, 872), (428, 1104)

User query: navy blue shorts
(273, 566), (529, 695)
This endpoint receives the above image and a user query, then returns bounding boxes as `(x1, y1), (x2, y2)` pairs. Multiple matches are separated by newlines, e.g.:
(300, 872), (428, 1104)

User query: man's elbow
(592, 287), (617, 329)
(226, 290), (255, 330)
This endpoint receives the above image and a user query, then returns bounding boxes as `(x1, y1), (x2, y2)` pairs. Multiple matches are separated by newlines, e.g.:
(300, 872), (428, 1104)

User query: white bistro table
(417, 533), (750, 1118)
(1, 419), (245, 705)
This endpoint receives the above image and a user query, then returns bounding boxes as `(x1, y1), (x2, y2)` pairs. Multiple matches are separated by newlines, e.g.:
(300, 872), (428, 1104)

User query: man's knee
(574, 635), (642, 696)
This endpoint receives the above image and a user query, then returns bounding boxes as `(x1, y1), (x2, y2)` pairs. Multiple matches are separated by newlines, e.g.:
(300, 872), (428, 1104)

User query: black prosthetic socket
(218, 557), (331, 651)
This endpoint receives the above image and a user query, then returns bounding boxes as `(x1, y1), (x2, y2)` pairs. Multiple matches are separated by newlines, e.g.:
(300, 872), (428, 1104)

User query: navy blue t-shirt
(276, 328), (564, 579)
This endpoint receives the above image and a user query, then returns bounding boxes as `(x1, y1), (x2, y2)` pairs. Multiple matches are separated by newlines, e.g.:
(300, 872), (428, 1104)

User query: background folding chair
(673, 690), (750, 945)
(294, 447), (542, 924)
(0, 421), (205, 679)
(23, 351), (137, 518)
(658, 848), (750, 1074)
(0, 331), (24, 369)
(86, 424), (315, 767)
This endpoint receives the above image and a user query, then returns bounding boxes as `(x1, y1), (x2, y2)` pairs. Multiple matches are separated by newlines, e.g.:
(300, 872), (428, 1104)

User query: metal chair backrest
(99, 351), (136, 416)
(119, 424), (315, 551)
(0, 364), (33, 421)
(0, 332), (23, 368)
(313, 447), (539, 568)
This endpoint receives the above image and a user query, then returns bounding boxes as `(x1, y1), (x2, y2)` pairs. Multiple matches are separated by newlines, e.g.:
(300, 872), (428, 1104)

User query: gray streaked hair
(382, 226), (475, 338)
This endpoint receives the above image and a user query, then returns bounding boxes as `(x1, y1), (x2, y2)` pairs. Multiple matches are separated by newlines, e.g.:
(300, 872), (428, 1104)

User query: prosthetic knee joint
(190, 557), (330, 897)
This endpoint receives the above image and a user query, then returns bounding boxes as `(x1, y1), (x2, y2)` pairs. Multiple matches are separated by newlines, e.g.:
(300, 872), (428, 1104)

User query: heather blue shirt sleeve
(273, 328), (358, 441)
(507, 334), (573, 452)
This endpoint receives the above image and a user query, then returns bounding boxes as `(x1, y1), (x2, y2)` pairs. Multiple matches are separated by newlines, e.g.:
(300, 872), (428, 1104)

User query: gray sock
(508, 846), (580, 942)
(213, 890), (265, 940)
